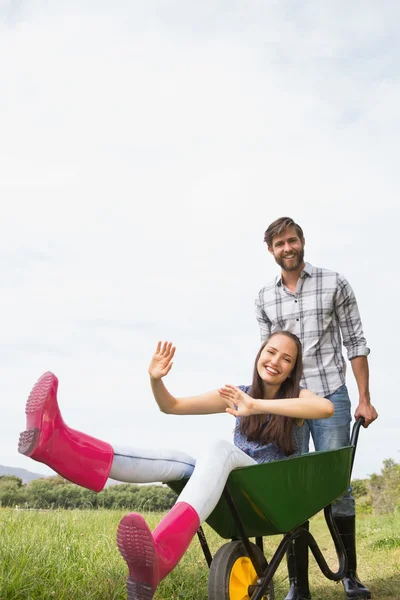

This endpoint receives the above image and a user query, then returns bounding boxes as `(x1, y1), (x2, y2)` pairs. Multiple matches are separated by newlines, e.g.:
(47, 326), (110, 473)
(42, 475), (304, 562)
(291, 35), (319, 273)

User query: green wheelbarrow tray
(169, 445), (353, 538)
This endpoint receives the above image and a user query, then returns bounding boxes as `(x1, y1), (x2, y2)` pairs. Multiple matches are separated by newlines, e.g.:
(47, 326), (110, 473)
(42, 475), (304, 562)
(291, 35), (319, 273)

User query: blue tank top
(233, 385), (304, 463)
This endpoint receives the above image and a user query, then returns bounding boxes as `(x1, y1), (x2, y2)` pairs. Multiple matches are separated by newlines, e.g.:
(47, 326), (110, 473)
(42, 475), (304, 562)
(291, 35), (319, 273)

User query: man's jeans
(301, 383), (355, 517)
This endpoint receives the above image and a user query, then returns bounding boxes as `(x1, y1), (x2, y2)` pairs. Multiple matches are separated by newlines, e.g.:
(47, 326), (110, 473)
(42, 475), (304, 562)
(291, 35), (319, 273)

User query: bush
(0, 475), (176, 511)
(351, 478), (368, 499)
(368, 459), (400, 515)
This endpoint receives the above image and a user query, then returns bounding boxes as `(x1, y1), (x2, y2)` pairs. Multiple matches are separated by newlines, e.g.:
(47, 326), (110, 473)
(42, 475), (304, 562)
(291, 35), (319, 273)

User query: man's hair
(264, 217), (304, 248)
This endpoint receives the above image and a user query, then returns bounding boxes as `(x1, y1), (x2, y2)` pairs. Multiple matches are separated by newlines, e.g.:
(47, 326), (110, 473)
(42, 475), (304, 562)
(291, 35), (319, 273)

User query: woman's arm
(149, 341), (232, 415)
(219, 385), (334, 420)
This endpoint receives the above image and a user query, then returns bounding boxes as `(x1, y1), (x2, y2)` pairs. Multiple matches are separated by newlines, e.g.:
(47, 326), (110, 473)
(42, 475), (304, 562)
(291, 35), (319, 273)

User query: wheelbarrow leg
(334, 516), (371, 599)
(284, 522), (311, 600)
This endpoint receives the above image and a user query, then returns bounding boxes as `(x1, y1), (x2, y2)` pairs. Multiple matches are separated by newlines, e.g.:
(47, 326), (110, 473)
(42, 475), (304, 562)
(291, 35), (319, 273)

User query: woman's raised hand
(148, 341), (176, 380)
(218, 384), (255, 417)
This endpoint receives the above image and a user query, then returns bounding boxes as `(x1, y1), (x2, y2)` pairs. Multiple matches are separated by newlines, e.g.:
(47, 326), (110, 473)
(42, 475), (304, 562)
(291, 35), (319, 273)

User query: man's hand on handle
(354, 400), (378, 427)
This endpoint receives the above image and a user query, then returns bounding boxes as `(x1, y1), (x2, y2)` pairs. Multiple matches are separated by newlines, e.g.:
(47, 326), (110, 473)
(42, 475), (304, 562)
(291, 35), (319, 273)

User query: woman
(18, 331), (333, 600)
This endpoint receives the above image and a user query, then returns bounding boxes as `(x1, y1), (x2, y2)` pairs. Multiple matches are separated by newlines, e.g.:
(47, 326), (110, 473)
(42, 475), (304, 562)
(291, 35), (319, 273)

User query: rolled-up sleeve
(335, 274), (370, 360)
(255, 292), (272, 342)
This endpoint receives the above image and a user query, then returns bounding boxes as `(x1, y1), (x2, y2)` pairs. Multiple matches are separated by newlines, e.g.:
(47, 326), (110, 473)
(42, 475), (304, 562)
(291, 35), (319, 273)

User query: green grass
(0, 508), (399, 599)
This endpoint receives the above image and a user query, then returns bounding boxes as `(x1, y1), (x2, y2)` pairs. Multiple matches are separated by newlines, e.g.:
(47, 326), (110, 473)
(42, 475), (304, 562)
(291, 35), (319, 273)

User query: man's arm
(255, 295), (272, 342)
(350, 356), (378, 426)
(335, 275), (378, 427)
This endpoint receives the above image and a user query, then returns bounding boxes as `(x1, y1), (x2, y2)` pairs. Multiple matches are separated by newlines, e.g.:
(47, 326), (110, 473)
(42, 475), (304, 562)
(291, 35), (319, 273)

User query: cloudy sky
(1, 1), (398, 482)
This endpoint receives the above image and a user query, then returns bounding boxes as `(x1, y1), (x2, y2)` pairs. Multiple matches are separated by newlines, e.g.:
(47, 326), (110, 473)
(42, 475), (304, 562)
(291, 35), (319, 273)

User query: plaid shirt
(255, 262), (370, 397)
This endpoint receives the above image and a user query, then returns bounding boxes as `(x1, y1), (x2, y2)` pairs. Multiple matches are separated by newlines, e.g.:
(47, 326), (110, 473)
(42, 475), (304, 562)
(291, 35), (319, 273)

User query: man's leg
(311, 384), (354, 515)
(312, 384), (370, 599)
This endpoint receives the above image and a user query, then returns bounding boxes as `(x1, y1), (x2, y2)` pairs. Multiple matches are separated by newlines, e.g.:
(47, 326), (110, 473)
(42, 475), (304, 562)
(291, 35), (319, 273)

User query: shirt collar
(276, 262), (314, 287)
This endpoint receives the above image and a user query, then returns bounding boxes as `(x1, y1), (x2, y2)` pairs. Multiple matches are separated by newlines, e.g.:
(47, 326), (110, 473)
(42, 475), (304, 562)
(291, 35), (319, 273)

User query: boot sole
(117, 513), (156, 600)
(18, 428), (40, 456)
(18, 372), (57, 457)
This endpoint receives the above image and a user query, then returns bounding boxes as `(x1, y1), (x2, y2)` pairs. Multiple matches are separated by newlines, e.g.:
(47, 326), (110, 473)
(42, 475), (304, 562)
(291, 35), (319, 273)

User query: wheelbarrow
(169, 418), (365, 599)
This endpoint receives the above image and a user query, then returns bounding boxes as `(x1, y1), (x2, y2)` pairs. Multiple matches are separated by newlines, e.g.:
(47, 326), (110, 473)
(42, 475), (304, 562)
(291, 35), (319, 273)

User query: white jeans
(111, 440), (256, 522)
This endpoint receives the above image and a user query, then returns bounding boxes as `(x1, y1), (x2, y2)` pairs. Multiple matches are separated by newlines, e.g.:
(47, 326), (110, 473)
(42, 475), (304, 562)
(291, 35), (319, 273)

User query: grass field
(0, 508), (399, 599)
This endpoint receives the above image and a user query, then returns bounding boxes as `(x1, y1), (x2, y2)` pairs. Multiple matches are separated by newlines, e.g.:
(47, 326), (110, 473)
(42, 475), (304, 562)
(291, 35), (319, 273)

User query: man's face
(268, 227), (305, 272)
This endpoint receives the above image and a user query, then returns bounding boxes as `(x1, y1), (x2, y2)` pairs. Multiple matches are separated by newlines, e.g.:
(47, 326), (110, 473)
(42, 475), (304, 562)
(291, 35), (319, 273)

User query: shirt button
(296, 318), (299, 321)
(295, 300), (298, 303)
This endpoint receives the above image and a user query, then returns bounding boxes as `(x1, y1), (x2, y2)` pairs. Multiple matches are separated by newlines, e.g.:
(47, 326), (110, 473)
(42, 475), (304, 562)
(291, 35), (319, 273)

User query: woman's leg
(18, 372), (196, 491)
(111, 446), (195, 483)
(178, 439), (256, 521)
(117, 439), (256, 600)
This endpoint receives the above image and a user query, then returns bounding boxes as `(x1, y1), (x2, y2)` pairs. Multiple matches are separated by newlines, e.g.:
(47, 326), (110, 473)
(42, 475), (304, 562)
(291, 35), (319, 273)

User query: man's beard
(275, 248), (304, 272)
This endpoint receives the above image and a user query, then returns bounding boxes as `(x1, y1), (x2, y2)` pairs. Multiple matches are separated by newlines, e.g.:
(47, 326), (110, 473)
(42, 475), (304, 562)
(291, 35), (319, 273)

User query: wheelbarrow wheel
(208, 540), (274, 600)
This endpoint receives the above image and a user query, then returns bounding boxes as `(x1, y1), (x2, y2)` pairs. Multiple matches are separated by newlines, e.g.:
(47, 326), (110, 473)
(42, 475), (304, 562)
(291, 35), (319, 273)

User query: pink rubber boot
(18, 372), (114, 492)
(117, 502), (200, 600)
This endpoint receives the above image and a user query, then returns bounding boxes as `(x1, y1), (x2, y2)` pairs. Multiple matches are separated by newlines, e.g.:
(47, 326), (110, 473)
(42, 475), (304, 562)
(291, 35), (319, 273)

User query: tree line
(351, 458), (400, 515)
(0, 475), (176, 511)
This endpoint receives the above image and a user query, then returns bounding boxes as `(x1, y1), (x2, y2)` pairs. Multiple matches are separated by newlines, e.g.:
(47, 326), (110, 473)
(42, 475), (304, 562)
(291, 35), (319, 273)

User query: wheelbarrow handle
(349, 417), (365, 475)
(350, 416), (365, 447)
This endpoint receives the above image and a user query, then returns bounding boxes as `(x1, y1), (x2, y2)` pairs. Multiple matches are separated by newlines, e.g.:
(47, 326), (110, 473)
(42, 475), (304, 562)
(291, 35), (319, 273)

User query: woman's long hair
(239, 331), (303, 456)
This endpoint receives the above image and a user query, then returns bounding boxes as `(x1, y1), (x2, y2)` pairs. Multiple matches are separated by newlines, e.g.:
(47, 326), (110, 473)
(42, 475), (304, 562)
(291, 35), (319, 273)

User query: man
(255, 217), (378, 600)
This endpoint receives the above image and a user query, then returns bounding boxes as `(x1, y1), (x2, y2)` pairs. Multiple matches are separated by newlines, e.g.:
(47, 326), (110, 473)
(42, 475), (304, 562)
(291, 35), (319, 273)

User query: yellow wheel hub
(228, 556), (259, 600)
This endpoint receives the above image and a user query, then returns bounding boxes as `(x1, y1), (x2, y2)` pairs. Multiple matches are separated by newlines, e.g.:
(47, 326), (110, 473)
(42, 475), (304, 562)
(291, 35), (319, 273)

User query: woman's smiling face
(257, 333), (298, 386)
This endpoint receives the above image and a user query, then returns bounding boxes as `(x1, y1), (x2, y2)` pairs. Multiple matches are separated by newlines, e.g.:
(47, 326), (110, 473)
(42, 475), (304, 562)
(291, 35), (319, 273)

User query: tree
(368, 459), (400, 514)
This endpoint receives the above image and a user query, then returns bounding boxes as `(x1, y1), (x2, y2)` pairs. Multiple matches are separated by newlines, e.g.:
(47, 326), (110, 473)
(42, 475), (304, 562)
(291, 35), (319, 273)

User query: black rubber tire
(207, 540), (274, 600)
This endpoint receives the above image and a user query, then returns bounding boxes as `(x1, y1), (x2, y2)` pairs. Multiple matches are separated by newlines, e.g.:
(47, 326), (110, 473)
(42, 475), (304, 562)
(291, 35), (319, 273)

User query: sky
(1, 0), (399, 482)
